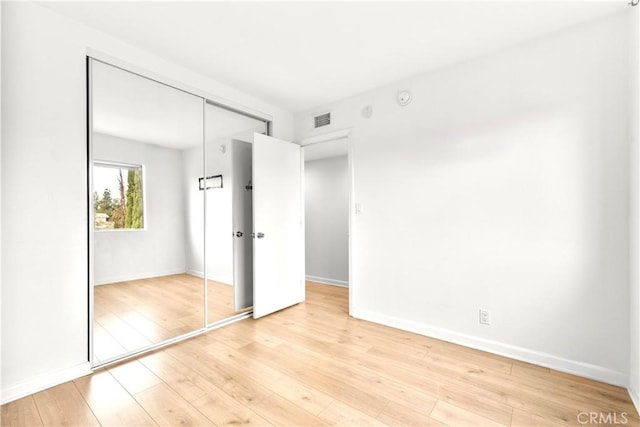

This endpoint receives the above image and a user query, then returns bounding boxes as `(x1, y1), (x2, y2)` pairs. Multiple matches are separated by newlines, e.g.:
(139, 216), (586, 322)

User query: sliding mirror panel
(91, 59), (205, 363)
(204, 102), (267, 325)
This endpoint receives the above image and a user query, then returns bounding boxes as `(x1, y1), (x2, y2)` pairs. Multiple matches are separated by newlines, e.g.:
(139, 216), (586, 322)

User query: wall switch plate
(479, 309), (491, 325)
(355, 203), (363, 214)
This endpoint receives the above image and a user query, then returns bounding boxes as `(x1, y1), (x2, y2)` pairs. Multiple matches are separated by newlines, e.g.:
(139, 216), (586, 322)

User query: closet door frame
(87, 52), (272, 369)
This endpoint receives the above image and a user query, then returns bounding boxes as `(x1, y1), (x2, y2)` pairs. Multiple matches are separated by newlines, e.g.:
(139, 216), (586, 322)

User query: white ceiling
(92, 60), (266, 149)
(42, 1), (625, 113)
(92, 59), (202, 149)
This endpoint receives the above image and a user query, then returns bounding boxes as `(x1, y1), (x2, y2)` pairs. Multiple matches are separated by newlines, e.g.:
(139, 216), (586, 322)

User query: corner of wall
(630, 5), (640, 416)
(0, 0), (4, 401)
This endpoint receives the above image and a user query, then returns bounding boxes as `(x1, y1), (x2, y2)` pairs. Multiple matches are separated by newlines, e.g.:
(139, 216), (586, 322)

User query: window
(93, 162), (145, 230)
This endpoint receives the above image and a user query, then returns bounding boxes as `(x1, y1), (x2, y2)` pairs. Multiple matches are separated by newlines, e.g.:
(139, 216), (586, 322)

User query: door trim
(300, 128), (351, 147)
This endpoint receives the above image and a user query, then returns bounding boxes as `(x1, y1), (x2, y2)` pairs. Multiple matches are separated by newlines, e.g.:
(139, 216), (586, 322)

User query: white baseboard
(355, 309), (627, 388)
(186, 269), (233, 286)
(1, 362), (92, 405)
(94, 269), (186, 286)
(306, 275), (348, 287)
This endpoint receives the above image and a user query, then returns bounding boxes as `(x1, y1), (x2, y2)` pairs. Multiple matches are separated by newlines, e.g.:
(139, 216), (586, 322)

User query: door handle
(235, 231), (243, 237)
(256, 232), (265, 239)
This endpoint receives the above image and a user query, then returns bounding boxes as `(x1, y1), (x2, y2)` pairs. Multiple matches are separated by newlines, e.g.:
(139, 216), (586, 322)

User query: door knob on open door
(235, 231), (243, 237)
(257, 232), (265, 239)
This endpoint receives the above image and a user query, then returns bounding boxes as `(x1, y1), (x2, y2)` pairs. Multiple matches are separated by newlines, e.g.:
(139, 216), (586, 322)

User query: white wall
(93, 133), (186, 285)
(183, 135), (234, 286)
(304, 155), (349, 286)
(205, 135), (234, 286)
(296, 12), (631, 386)
(182, 146), (205, 279)
(1, 1), (293, 403)
(630, 6), (640, 412)
(0, 0), (4, 396)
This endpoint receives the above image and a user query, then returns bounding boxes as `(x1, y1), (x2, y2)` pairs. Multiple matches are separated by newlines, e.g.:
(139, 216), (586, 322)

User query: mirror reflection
(91, 60), (205, 362)
(91, 60), (269, 364)
(204, 103), (266, 325)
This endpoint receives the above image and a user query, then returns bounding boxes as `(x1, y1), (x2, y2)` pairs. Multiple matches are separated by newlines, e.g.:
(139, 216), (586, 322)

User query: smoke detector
(397, 90), (412, 106)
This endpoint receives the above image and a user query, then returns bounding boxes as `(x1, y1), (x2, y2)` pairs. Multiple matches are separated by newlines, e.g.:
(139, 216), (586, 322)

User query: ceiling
(45, 1), (626, 113)
(92, 60), (266, 149)
(92, 59), (202, 149)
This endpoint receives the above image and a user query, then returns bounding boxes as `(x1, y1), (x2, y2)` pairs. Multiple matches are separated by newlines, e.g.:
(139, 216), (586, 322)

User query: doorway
(302, 134), (352, 313)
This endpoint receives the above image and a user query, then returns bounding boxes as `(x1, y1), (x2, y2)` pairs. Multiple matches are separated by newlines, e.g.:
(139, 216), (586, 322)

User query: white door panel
(253, 133), (303, 318)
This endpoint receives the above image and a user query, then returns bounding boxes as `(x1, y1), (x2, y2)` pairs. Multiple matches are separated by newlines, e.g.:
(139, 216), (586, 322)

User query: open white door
(253, 133), (303, 318)
(231, 139), (253, 311)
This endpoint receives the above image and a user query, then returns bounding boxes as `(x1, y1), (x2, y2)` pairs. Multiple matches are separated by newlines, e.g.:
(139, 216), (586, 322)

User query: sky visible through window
(94, 165), (127, 198)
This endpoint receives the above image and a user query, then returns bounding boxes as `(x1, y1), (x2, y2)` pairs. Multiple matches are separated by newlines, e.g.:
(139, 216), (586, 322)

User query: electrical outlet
(479, 309), (491, 326)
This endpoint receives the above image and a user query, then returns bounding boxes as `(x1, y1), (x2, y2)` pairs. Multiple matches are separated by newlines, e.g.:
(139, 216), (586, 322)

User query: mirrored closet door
(89, 59), (274, 366)
(90, 59), (206, 364)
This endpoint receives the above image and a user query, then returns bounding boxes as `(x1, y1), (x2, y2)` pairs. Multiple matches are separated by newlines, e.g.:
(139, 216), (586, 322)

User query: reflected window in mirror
(93, 161), (145, 230)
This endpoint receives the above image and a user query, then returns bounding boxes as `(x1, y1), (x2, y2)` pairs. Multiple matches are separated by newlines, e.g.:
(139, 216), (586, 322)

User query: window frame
(92, 160), (147, 232)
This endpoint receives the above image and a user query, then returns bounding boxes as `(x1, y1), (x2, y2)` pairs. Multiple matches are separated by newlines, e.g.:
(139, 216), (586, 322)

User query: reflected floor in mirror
(94, 274), (238, 362)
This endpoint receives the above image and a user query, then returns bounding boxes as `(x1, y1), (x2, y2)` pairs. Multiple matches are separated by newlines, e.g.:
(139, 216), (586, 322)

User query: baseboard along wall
(305, 275), (348, 287)
(355, 308), (628, 388)
(1, 362), (92, 405)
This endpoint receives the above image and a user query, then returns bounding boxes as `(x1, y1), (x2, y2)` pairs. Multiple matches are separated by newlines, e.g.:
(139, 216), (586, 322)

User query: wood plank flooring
(94, 273), (237, 362)
(3, 282), (639, 426)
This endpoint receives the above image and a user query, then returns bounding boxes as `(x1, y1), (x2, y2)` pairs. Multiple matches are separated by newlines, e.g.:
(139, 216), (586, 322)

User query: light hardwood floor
(94, 273), (238, 362)
(3, 282), (639, 426)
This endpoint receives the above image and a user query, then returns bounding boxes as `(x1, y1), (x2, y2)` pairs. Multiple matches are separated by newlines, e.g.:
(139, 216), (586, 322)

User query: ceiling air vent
(314, 112), (331, 128)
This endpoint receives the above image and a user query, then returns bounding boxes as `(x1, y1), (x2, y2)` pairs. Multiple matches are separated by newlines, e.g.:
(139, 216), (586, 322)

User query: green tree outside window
(93, 162), (144, 230)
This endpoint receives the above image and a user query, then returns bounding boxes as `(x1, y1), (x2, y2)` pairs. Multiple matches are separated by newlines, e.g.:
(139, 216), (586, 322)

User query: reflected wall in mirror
(204, 103), (266, 325)
(91, 59), (205, 363)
